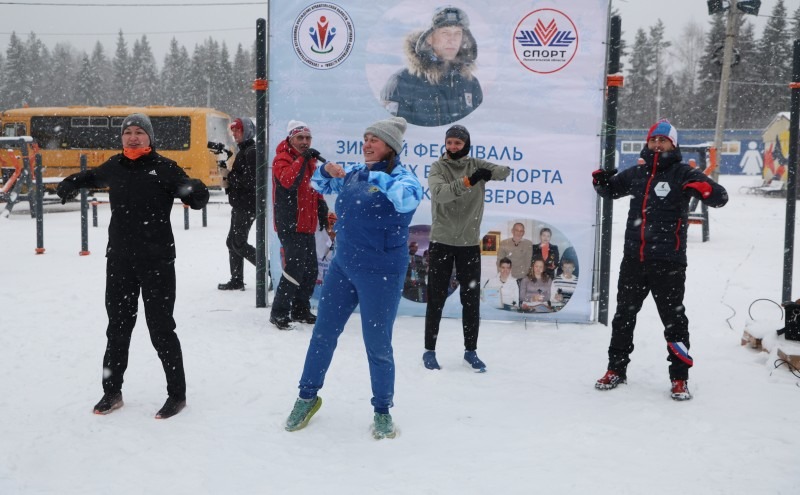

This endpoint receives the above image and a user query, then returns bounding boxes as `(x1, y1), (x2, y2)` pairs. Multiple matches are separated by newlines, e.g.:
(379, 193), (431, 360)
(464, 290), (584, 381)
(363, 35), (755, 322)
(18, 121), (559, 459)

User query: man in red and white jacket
(270, 120), (329, 330)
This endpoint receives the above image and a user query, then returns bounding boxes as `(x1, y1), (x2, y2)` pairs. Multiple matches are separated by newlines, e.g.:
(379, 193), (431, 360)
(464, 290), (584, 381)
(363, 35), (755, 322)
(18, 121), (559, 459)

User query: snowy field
(1, 174), (799, 495)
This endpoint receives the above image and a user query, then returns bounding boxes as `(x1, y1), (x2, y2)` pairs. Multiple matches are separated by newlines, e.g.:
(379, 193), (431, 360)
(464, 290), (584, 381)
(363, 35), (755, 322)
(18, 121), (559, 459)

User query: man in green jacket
(423, 125), (510, 372)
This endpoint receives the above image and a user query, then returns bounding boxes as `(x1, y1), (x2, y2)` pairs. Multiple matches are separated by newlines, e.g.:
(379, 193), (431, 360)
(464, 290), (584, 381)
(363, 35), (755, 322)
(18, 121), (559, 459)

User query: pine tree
(216, 43), (237, 114)
(74, 53), (105, 106)
(43, 43), (77, 106)
(231, 43), (255, 117)
(0, 52), (5, 110)
(694, 13), (727, 128)
(790, 3), (800, 56)
(188, 42), (210, 107)
(130, 35), (160, 105)
(24, 33), (50, 107)
(649, 20), (671, 122)
(728, 22), (760, 128)
(90, 42), (113, 106)
(619, 28), (655, 128)
(3, 32), (30, 108)
(752, 0), (791, 124)
(112, 31), (132, 104)
(161, 38), (193, 107)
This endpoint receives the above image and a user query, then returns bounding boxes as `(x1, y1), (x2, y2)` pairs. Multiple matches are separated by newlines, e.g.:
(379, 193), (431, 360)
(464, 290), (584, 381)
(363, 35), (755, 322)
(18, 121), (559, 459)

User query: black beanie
(445, 125), (470, 160)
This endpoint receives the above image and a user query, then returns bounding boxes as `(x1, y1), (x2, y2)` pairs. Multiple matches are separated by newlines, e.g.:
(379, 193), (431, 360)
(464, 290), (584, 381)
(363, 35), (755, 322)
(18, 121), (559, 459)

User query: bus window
(151, 116), (191, 150)
(67, 118), (117, 149)
(207, 115), (234, 150)
(31, 117), (69, 149)
(2, 123), (26, 137)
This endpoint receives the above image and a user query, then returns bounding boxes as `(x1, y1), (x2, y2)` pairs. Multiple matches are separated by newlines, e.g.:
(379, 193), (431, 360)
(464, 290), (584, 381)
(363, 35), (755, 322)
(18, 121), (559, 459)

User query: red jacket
(272, 139), (324, 234)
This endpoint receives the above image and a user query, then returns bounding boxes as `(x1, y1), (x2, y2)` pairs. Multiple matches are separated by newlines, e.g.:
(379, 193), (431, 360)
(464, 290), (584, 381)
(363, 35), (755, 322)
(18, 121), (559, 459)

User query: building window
(621, 141), (645, 154)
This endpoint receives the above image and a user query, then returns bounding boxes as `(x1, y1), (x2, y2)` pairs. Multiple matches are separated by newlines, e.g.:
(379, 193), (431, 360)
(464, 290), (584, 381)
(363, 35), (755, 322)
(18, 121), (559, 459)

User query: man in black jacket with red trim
(591, 119), (728, 401)
(57, 113), (209, 419)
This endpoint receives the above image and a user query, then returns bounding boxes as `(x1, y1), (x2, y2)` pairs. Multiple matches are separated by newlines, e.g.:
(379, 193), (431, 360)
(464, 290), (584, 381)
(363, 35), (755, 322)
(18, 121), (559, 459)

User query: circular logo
(292, 3), (355, 70)
(513, 9), (579, 74)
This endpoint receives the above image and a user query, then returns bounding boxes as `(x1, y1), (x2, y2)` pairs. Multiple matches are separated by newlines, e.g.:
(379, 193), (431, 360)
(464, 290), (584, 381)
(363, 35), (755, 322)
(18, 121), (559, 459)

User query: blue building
(614, 129), (763, 175)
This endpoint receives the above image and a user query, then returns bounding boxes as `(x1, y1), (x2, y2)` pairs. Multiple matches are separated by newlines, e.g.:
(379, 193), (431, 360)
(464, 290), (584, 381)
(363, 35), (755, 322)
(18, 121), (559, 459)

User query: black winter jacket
(381, 30), (482, 127)
(226, 138), (256, 211)
(60, 151), (209, 260)
(594, 147), (728, 265)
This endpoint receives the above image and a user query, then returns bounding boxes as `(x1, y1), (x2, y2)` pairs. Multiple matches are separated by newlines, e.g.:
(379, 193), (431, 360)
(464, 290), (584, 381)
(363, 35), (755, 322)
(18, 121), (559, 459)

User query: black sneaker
(270, 315), (294, 330)
(218, 280), (245, 291)
(93, 392), (124, 415)
(291, 311), (317, 324)
(155, 396), (186, 419)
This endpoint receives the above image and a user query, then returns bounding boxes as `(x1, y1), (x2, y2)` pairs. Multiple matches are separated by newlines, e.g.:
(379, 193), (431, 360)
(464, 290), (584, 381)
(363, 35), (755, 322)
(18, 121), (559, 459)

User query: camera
(207, 141), (233, 168)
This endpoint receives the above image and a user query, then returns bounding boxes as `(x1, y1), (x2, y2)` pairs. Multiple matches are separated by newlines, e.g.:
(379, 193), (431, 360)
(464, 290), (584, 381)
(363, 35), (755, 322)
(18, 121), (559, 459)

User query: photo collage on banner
(268, 0), (610, 323)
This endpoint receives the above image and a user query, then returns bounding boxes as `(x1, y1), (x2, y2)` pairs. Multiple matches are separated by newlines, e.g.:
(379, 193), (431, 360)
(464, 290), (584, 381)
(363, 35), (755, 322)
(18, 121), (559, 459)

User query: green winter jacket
(428, 155), (511, 246)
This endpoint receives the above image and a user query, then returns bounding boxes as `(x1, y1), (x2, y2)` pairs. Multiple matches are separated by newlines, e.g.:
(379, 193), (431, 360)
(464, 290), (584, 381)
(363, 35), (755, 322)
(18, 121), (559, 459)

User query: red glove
(683, 181), (712, 199)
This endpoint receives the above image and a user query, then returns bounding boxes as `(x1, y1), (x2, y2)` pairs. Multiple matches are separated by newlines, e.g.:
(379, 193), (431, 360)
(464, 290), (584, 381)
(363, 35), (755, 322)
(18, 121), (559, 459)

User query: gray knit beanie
(121, 113), (155, 146)
(364, 116), (407, 154)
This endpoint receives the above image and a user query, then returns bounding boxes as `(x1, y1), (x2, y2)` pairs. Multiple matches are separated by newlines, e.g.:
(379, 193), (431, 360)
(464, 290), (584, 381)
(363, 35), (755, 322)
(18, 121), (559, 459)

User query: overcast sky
(0, 0), (786, 64)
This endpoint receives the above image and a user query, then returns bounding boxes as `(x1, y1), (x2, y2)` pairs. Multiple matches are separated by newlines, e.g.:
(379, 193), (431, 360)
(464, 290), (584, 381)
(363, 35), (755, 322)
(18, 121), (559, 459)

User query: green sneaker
(285, 396), (322, 432)
(371, 413), (397, 440)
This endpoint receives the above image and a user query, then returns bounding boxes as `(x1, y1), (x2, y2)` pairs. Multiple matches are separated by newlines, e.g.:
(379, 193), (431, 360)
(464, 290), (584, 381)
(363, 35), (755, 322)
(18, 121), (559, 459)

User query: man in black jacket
(218, 117), (257, 291)
(591, 120), (728, 401)
(57, 113), (209, 419)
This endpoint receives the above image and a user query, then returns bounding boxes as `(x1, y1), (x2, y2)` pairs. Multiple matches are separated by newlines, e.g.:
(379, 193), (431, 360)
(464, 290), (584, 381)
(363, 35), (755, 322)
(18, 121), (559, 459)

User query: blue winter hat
(646, 119), (678, 147)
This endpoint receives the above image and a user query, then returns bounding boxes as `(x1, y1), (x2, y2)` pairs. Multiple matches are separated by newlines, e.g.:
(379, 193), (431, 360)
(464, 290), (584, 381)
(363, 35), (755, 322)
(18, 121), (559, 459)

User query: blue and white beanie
(646, 119), (678, 147)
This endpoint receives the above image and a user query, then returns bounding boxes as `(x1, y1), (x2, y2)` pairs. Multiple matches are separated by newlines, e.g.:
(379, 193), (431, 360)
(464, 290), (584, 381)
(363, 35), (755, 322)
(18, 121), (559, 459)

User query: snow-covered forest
(618, 0), (800, 129)
(1, 1), (799, 129)
(0, 31), (255, 118)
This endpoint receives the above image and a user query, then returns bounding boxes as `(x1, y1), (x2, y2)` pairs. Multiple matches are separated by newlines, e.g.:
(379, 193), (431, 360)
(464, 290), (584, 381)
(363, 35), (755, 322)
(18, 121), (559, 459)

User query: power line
(0, 27), (253, 37)
(0, 1), (265, 5)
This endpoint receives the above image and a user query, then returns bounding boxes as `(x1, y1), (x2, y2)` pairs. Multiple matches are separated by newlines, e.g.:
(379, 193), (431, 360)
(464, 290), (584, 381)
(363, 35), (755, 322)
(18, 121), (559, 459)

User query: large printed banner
(269, 0), (610, 322)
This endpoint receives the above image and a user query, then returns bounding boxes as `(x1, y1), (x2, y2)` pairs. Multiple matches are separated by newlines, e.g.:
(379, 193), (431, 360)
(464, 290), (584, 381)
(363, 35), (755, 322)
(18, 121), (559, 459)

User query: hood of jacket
(404, 30), (478, 85)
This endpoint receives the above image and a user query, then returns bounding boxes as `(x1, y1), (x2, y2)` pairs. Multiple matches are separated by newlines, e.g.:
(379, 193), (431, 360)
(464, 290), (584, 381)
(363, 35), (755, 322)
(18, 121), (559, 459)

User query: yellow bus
(0, 105), (234, 189)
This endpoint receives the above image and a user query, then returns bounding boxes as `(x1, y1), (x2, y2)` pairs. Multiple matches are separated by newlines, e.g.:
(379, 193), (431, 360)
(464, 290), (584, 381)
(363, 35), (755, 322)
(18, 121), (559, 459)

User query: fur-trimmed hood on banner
(403, 29), (478, 86)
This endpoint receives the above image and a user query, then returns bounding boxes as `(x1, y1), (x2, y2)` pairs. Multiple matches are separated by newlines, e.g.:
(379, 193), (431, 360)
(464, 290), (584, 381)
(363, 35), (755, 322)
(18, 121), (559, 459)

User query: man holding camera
(270, 120), (329, 330)
(218, 117), (257, 291)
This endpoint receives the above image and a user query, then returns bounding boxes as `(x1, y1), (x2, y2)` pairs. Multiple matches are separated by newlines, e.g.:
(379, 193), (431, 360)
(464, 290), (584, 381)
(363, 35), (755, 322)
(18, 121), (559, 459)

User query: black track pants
(103, 258), (186, 398)
(424, 242), (481, 352)
(608, 257), (692, 380)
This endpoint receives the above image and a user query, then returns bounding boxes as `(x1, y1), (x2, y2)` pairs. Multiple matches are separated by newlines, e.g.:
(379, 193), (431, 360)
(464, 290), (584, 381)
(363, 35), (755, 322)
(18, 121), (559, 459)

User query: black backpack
(777, 301), (800, 341)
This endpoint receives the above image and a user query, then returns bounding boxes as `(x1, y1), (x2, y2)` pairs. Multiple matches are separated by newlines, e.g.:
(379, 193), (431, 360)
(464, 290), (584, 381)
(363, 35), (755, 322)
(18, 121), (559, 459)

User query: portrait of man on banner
(381, 5), (483, 127)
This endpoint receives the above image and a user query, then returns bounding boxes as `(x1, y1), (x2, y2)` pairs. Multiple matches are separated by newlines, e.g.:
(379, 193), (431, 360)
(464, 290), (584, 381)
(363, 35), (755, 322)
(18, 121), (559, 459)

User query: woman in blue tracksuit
(284, 117), (423, 440)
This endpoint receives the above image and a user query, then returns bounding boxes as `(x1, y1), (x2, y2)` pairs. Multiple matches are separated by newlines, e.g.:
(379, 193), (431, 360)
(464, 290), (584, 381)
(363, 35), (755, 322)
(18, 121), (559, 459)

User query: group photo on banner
(268, 0), (611, 323)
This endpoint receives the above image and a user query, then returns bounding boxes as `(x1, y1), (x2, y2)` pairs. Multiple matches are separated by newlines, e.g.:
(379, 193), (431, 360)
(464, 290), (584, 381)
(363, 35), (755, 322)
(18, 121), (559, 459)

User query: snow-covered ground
(1, 175), (799, 495)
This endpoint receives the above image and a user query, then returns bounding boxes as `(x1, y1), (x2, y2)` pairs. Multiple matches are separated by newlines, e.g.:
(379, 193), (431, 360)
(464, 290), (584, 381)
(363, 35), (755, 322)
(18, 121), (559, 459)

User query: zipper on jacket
(674, 218), (682, 251)
(639, 152), (658, 262)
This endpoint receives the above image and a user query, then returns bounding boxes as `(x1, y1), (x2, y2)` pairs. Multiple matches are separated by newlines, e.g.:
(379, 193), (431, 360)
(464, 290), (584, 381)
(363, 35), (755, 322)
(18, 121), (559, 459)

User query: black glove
(468, 168), (492, 186)
(179, 178), (210, 209)
(592, 168), (617, 187)
(56, 180), (79, 204)
(317, 200), (329, 231)
(302, 148), (322, 160)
